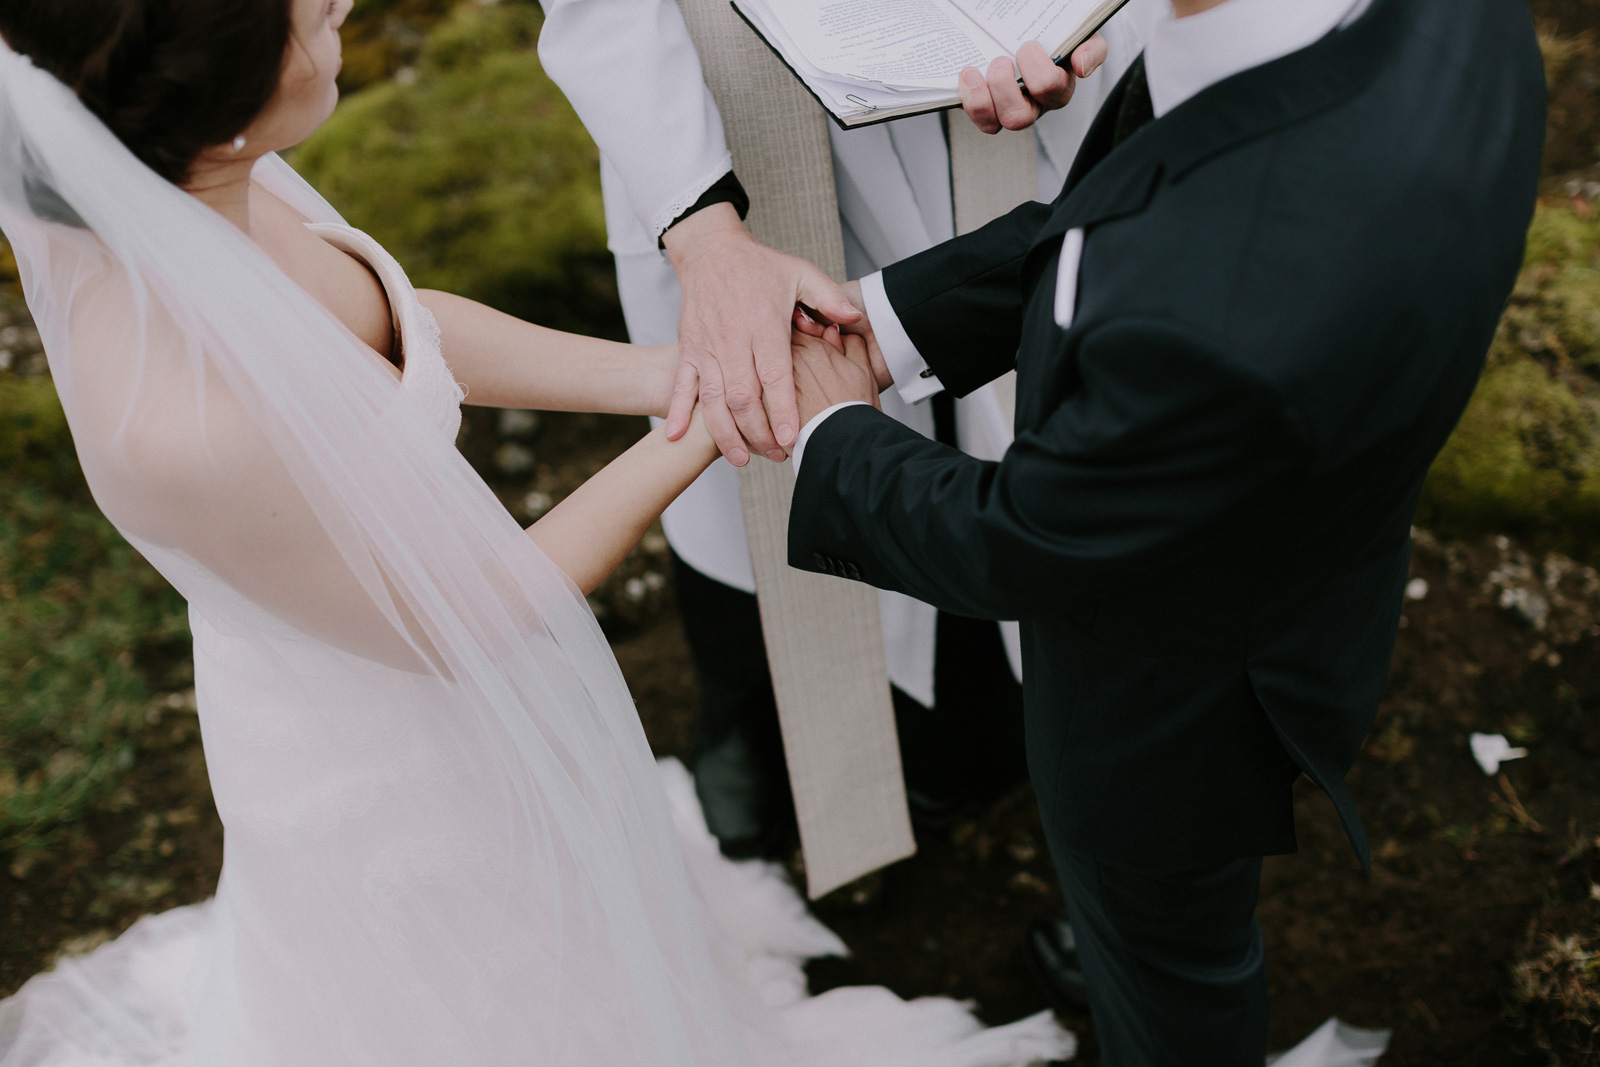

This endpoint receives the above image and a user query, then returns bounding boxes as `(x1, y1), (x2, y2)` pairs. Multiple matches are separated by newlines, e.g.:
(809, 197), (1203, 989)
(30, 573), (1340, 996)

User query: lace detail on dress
(407, 302), (465, 443)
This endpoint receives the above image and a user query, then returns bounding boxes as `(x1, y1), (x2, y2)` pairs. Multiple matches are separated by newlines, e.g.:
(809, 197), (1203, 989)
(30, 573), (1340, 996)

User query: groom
(784, 0), (1544, 1061)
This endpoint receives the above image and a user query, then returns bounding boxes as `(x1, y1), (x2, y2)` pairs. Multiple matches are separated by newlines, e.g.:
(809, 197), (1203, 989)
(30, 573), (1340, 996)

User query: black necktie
(932, 391), (957, 447)
(1111, 55), (1154, 148)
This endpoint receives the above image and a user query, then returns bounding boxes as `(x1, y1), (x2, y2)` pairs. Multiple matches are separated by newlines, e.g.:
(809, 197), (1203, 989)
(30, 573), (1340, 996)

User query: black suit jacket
(789, 0), (1544, 871)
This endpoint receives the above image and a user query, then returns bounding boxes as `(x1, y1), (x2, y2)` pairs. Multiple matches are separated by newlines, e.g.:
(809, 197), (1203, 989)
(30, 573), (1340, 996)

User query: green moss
(1421, 358), (1600, 541)
(1419, 202), (1600, 556)
(296, 3), (617, 333)
(0, 378), (188, 855)
(1511, 206), (1600, 375)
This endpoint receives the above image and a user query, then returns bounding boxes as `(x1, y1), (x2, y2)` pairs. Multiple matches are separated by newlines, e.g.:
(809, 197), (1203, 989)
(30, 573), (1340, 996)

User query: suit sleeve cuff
(860, 271), (944, 406)
(792, 401), (870, 474)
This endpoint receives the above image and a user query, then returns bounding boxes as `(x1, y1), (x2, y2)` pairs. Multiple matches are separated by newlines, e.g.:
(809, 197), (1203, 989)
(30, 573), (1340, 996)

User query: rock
(493, 442), (535, 476)
(1499, 586), (1551, 630)
(521, 490), (553, 519)
(497, 408), (540, 438)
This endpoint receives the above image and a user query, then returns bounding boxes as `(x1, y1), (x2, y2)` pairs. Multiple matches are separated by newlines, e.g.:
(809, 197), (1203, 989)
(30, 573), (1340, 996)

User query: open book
(731, 0), (1131, 128)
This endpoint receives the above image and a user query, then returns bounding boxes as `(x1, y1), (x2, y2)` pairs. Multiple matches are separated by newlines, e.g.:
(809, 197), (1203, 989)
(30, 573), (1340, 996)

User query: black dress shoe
(905, 786), (972, 831)
(1026, 918), (1090, 1011)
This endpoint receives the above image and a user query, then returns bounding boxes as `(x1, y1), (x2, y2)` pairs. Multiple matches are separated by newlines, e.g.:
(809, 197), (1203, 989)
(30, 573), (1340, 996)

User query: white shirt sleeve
(859, 272), (944, 405)
(792, 402), (871, 474)
(537, 0), (733, 246)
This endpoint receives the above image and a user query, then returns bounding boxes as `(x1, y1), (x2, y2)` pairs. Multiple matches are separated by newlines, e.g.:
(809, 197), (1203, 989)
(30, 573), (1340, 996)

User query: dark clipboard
(728, 0), (1135, 132)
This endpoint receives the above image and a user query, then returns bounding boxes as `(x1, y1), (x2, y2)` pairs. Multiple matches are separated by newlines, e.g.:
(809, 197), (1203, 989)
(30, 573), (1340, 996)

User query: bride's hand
(652, 342), (680, 420)
(790, 327), (880, 444)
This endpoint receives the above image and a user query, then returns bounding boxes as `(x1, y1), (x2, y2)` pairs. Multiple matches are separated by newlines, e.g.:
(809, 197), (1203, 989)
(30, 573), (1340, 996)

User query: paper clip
(844, 94), (878, 110)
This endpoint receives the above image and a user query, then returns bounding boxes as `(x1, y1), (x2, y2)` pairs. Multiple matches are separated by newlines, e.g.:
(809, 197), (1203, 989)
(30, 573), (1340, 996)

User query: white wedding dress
(0, 43), (1077, 1067)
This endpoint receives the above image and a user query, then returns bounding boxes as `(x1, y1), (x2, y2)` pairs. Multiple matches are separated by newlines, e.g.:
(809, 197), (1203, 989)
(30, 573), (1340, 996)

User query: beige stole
(947, 118), (1037, 423)
(676, 0), (1037, 898)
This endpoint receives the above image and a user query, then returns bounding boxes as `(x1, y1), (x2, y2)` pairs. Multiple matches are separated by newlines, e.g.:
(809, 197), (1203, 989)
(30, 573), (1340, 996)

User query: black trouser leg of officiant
(670, 547), (1028, 858)
(1052, 847), (1268, 1067)
(897, 391), (1029, 818)
(892, 608), (1028, 822)
(670, 550), (794, 859)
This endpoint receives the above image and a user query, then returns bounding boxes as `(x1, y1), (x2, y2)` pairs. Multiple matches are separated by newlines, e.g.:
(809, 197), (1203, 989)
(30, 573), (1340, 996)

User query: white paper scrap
(1266, 1017), (1389, 1067)
(1470, 732), (1529, 776)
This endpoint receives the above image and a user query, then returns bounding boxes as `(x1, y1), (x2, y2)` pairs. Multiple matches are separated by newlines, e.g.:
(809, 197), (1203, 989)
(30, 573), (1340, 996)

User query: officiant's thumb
(796, 269), (862, 329)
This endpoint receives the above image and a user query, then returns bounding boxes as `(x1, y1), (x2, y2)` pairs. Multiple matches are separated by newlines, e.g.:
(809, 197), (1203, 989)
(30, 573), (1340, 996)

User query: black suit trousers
(1054, 846), (1267, 1067)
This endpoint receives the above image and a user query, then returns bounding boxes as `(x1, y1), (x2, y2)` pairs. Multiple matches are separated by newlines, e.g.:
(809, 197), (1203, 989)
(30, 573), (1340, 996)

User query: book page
(949, 0), (1100, 54)
(757, 0), (1011, 90)
(737, 0), (958, 117)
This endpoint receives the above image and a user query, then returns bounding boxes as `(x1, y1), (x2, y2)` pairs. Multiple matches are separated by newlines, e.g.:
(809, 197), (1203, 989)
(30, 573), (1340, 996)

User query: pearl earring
(232, 135), (247, 152)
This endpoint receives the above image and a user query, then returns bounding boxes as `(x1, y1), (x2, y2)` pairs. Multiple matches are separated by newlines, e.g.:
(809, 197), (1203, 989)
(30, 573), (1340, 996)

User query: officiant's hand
(662, 204), (862, 467)
(790, 326), (880, 436)
(959, 37), (1108, 135)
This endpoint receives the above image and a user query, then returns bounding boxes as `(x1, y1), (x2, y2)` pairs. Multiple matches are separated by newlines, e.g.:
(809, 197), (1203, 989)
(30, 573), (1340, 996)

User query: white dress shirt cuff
(792, 401), (871, 474)
(860, 272), (944, 405)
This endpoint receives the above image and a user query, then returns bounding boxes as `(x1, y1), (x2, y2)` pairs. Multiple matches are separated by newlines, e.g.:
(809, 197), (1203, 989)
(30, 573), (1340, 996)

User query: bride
(0, 0), (1074, 1064)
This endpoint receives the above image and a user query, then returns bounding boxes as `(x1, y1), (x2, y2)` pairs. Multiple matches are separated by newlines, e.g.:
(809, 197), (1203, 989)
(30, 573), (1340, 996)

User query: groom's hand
(662, 204), (862, 466)
(791, 326), (880, 435)
(959, 36), (1108, 134)
(793, 279), (893, 393)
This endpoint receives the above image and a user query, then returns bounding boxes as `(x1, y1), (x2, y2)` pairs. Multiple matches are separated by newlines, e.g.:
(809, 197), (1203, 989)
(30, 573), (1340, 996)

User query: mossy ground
(1420, 202), (1600, 555)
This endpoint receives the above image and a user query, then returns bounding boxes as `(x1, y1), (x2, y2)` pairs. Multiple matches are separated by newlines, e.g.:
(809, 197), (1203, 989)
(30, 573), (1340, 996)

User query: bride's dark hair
(0, 0), (292, 184)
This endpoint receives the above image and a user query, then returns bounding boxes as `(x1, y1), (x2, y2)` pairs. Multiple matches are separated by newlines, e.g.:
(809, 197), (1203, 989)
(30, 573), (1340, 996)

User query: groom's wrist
(792, 401), (871, 474)
(859, 272), (944, 404)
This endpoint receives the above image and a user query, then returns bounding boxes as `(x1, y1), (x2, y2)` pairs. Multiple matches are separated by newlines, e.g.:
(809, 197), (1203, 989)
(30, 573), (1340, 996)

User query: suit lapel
(1033, 0), (1409, 253)
(1056, 57), (1143, 201)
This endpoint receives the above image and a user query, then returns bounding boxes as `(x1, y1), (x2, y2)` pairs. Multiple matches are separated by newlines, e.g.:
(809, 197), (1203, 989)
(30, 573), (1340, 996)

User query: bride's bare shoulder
(51, 240), (275, 528)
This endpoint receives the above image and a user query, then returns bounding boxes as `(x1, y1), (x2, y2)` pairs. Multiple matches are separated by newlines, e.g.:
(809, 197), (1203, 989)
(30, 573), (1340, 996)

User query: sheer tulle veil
(0, 36), (763, 1066)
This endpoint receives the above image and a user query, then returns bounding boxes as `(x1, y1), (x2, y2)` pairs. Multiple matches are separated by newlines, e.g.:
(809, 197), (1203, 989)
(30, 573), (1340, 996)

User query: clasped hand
(788, 320), (883, 439)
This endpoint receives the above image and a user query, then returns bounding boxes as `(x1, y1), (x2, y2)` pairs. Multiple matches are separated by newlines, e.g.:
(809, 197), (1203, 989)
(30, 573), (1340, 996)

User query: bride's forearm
(526, 416), (720, 595)
(418, 290), (674, 416)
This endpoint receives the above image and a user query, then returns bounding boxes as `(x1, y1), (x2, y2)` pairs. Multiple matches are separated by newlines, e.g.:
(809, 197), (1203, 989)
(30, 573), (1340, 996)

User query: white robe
(538, 0), (1162, 706)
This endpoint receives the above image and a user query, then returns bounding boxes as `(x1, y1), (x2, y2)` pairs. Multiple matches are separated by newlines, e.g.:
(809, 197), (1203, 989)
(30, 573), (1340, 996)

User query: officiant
(538, 0), (1158, 867)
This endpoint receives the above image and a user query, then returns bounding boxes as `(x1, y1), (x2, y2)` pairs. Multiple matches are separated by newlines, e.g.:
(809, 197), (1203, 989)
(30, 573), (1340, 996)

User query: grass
(293, 0), (619, 335)
(0, 378), (189, 862)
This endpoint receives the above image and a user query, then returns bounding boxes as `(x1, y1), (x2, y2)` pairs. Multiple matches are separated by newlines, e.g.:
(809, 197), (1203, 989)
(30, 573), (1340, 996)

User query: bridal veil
(0, 33), (770, 1067)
